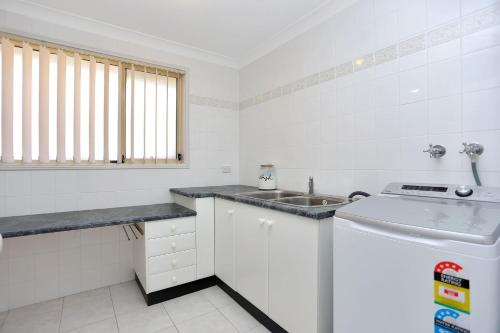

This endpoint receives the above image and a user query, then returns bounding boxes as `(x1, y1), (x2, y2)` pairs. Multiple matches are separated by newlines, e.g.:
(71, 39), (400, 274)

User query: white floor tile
(110, 281), (147, 315)
(116, 304), (173, 333)
(60, 290), (115, 332)
(65, 318), (118, 333)
(219, 303), (260, 332)
(0, 309), (61, 333)
(155, 327), (179, 333)
(245, 325), (270, 333)
(0, 311), (6, 328)
(6, 298), (62, 320)
(163, 292), (216, 325)
(176, 310), (238, 333)
(201, 286), (236, 309)
(63, 287), (111, 307)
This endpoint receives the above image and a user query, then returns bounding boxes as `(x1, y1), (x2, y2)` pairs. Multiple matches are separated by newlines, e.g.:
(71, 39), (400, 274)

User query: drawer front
(147, 217), (195, 239)
(148, 265), (196, 293)
(148, 233), (196, 257)
(148, 249), (196, 275)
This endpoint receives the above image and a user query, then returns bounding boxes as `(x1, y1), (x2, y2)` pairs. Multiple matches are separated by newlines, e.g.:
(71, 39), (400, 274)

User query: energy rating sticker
(434, 308), (470, 333)
(434, 261), (471, 314)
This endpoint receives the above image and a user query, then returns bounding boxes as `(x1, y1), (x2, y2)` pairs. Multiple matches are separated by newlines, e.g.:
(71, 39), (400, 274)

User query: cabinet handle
(171, 225), (177, 232)
(122, 226), (131, 241)
(172, 259), (177, 267)
(227, 209), (235, 215)
(266, 220), (274, 227)
(171, 242), (177, 249)
(258, 218), (266, 225)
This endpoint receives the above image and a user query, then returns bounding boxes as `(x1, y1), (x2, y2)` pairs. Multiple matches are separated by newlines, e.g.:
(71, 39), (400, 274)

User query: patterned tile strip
(239, 4), (500, 111)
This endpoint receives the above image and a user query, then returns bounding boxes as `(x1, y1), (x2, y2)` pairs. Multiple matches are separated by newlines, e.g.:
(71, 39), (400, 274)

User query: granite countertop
(170, 185), (345, 220)
(0, 203), (196, 238)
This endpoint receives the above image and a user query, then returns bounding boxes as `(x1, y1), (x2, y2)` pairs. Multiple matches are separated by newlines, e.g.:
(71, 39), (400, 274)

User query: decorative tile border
(239, 4), (500, 111)
(190, 95), (238, 111)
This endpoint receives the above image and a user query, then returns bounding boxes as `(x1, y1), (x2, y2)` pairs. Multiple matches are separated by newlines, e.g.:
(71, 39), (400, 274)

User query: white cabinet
(268, 210), (319, 333)
(235, 203), (269, 313)
(214, 198), (236, 288)
(214, 198), (332, 333)
(134, 217), (197, 294)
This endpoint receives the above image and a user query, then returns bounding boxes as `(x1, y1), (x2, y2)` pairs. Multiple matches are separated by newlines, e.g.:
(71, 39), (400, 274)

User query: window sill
(0, 162), (190, 171)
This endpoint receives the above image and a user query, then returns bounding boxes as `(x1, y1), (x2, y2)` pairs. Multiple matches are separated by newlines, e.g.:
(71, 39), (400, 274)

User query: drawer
(148, 265), (196, 293)
(148, 249), (196, 275)
(147, 217), (195, 239)
(148, 233), (196, 257)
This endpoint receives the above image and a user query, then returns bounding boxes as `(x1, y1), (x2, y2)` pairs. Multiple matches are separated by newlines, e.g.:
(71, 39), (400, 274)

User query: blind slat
(130, 65), (135, 161)
(117, 63), (123, 164)
(1, 38), (14, 163)
(104, 60), (109, 163)
(22, 42), (32, 163)
(74, 53), (81, 163)
(89, 56), (96, 163)
(57, 49), (66, 163)
(39, 46), (50, 163)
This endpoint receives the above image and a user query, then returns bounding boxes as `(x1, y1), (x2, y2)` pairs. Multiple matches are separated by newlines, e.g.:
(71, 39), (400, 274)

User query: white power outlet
(222, 165), (232, 173)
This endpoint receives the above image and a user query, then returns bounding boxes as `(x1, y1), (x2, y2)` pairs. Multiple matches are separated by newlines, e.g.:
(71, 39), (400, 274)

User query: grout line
(58, 297), (64, 333)
(161, 303), (180, 333)
(107, 287), (121, 333)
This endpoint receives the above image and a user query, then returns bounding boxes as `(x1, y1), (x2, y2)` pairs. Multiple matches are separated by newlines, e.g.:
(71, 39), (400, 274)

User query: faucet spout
(308, 177), (314, 195)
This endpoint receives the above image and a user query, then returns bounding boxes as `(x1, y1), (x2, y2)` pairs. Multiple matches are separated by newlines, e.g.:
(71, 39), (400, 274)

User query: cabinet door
(268, 211), (319, 333)
(235, 203), (269, 313)
(214, 199), (236, 288)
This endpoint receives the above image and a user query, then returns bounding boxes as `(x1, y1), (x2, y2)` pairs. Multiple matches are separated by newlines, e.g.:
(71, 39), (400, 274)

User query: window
(0, 34), (186, 167)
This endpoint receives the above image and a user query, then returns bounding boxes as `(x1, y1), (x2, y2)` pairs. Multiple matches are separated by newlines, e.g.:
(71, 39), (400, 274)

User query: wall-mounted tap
(308, 177), (314, 195)
(459, 142), (484, 160)
(423, 144), (446, 158)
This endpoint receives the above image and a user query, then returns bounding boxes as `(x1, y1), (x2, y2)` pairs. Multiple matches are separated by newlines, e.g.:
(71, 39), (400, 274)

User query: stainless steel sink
(237, 190), (348, 208)
(275, 196), (348, 207)
(237, 190), (303, 200)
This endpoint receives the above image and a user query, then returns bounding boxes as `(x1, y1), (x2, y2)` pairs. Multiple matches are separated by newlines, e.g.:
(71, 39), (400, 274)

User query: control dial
(455, 185), (473, 197)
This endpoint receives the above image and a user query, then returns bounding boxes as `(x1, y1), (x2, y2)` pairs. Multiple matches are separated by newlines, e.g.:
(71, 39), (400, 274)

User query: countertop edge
(0, 203), (197, 239)
(170, 186), (337, 220)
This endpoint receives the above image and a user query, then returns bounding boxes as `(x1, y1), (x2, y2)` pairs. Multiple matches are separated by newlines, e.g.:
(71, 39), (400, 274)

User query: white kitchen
(0, 0), (498, 332)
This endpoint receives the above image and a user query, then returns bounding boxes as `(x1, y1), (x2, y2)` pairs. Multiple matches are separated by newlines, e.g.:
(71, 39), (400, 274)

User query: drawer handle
(172, 259), (177, 267)
(266, 220), (274, 227)
(172, 276), (177, 284)
(258, 218), (266, 225)
(227, 209), (235, 215)
(171, 225), (177, 232)
(171, 242), (177, 249)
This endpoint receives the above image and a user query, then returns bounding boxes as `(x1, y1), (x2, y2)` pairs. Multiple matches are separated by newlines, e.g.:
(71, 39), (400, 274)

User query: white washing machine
(333, 183), (500, 333)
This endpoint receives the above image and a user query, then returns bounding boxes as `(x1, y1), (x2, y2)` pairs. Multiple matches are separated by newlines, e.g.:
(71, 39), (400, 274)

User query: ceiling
(3, 0), (350, 67)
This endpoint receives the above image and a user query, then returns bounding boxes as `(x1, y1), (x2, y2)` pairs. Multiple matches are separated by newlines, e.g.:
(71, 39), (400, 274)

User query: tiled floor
(0, 282), (271, 333)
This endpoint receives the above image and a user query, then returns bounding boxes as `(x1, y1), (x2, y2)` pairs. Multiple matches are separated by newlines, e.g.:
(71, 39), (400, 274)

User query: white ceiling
(3, 0), (353, 67)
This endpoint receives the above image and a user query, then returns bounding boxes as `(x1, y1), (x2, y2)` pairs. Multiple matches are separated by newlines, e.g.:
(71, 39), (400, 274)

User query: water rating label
(434, 308), (470, 333)
(434, 261), (471, 314)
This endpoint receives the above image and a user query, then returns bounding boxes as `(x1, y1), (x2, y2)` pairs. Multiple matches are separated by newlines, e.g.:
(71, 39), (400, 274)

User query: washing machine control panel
(382, 182), (500, 202)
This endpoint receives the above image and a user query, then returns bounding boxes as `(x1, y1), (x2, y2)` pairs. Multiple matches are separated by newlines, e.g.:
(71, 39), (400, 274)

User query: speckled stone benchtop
(171, 185), (343, 220)
(0, 203), (196, 238)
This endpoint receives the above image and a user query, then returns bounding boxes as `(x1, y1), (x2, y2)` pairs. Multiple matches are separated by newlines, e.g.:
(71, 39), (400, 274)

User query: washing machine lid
(335, 195), (500, 245)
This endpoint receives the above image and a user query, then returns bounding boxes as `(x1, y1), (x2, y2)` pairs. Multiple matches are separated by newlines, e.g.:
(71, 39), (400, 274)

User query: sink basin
(275, 196), (348, 207)
(237, 190), (303, 200)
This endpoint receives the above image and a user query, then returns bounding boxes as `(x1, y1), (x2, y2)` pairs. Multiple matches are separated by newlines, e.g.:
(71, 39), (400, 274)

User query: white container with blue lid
(258, 164), (277, 190)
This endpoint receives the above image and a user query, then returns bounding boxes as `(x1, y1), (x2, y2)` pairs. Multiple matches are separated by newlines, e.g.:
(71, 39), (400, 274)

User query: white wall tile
(428, 95), (462, 135)
(400, 66), (428, 104)
(463, 87), (500, 131)
(461, 0), (500, 15)
(398, 0), (427, 39)
(428, 57), (461, 99)
(427, 0), (460, 28)
(462, 46), (500, 92)
(400, 101), (428, 137)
